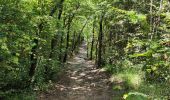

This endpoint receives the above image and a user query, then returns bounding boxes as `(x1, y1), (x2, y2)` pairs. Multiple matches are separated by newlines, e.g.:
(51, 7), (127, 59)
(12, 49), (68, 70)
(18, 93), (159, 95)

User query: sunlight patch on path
(38, 42), (118, 100)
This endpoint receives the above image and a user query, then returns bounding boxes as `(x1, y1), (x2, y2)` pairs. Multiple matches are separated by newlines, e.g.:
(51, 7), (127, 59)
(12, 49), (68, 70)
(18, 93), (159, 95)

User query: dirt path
(38, 42), (121, 100)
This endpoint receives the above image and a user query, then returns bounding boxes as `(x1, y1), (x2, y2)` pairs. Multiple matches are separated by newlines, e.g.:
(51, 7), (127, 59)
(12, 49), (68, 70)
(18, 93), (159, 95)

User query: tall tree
(49, 0), (65, 59)
(97, 13), (104, 67)
(29, 0), (59, 80)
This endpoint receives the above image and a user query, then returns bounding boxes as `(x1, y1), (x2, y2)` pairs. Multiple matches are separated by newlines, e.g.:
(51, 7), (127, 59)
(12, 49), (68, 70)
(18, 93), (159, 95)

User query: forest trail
(38, 42), (119, 100)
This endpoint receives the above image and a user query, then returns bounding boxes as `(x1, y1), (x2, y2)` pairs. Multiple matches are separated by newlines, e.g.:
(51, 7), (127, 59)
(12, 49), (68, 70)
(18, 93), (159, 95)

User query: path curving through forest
(38, 42), (120, 100)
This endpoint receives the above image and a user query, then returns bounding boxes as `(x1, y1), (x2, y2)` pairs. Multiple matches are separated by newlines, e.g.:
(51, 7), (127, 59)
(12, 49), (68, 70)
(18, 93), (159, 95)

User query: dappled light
(0, 0), (170, 100)
(38, 42), (120, 100)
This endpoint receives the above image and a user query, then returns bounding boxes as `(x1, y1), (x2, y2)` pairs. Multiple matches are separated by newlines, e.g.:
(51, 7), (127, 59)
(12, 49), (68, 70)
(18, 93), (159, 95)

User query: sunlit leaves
(123, 92), (148, 100)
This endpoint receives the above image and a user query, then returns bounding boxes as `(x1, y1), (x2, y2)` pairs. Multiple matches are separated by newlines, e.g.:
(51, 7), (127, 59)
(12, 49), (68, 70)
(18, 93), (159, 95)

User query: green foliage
(1, 0), (170, 99)
(128, 40), (170, 82)
(0, 0), (88, 98)
(0, 0), (62, 98)
(99, 0), (170, 99)
(4, 91), (36, 100)
(123, 92), (148, 100)
(138, 83), (170, 99)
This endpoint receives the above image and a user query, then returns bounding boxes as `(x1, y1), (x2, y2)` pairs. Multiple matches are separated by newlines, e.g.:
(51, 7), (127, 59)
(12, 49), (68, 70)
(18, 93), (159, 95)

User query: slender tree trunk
(29, 0), (62, 81)
(72, 19), (88, 52)
(108, 30), (113, 64)
(95, 41), (98, 65)
(29, 0), (45, 80)
(59, 18), (66, 61)
(155, 0), (163, 38)
(63, 15), (74, 62)
(29, 23), (43, 79)
(87, 41), (89, 58)
(50, 0), (64, 58)
(150, 0), (153, 39)
(59, 35), (63, 61)
(44, 0), (64, 79)
(58, 0), (64, 20)
(90, 22), (95, 60)
(97, 14), (104, 67)
(71, 31), (76, 54)
(63, 4), (80, 62)
(29, 39), (38, 78)
(168, 0), (170, 12)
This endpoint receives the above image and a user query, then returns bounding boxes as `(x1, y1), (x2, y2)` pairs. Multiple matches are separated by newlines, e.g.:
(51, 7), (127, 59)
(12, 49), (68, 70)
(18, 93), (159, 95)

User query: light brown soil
(38, 42), (122, 100)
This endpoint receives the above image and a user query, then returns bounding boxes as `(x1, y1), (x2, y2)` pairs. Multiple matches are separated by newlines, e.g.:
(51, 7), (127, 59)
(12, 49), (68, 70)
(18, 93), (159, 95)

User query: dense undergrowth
(104, 40), (170, 99)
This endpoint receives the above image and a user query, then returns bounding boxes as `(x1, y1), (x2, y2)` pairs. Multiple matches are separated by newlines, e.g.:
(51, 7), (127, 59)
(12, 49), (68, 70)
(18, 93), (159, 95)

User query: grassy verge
(105, 65), (170, 100)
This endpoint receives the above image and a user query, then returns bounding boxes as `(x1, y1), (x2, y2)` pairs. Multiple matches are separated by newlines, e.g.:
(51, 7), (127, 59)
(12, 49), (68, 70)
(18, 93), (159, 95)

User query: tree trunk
(150, 0), (153, 39)
(29, 23), (43, 79)
(108, 30), (113, 64)
(29, 39), (38, 78)
(87, 41), (89, 58)
(63, 15), (74, 62)
(50, 0), (65, 58)
(72, 19), (88, 52)
(95, 41), (98, 65)
(97, 14), (104, 68)
(71, 31), (76, 54)
(90, 22), (95, 60)
(168, 0), (170, 12)
(29, 0), (61, 81)
(154, 0), (163, 38)
(63, 4), (80, 62)
(59, 18), (66, 61)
